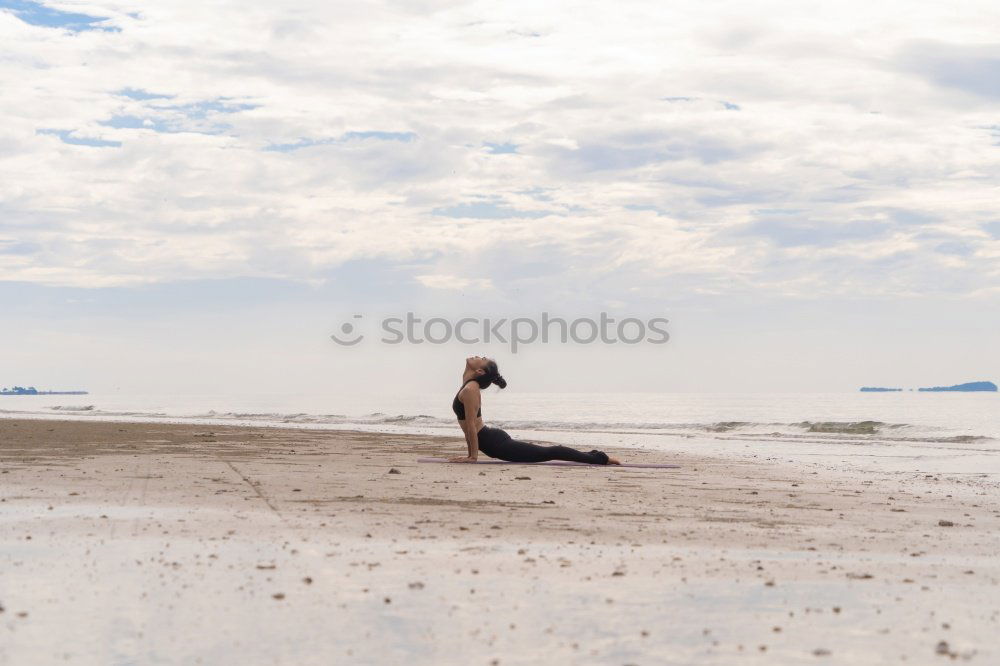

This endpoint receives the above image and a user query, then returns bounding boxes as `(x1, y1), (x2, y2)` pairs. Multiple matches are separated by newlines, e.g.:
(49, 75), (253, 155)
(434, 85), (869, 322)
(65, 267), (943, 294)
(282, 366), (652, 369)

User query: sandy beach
(1, 417), (997, 664)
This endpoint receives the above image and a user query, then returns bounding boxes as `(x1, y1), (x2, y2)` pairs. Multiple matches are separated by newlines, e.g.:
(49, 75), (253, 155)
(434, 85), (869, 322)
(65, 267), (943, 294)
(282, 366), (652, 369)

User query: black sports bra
(452, 378), (482, 420)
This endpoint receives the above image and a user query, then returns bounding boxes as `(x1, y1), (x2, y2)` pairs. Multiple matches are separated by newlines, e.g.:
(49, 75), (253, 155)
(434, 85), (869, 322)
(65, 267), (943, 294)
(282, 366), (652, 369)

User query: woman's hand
(447, 455), (478, 463)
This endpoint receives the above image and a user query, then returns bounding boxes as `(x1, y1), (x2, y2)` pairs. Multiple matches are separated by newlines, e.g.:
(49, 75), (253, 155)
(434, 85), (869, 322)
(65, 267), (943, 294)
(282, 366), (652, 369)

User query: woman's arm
(448, 420), (479, 462)
(463, 417), (479, 458)
(448, 387), (481, 462)
(461, 387), (481, 459)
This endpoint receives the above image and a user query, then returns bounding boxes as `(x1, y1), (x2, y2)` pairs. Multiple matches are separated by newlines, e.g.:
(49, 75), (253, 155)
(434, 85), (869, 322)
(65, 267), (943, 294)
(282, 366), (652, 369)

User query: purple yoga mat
(417, 457), (679, 469)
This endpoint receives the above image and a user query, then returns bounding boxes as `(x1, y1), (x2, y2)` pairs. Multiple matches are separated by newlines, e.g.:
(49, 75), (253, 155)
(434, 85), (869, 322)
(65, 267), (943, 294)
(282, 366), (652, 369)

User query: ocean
(2, 390), (998, 477)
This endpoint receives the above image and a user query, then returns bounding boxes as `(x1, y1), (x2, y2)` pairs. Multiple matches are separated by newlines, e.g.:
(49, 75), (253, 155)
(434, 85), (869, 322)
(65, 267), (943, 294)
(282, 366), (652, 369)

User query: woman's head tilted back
(465, 355), (507, 390)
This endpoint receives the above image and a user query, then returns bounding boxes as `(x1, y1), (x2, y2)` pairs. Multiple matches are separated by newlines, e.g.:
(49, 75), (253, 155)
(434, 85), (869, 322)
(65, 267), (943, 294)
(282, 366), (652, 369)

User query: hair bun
(494, 375), (507, 389)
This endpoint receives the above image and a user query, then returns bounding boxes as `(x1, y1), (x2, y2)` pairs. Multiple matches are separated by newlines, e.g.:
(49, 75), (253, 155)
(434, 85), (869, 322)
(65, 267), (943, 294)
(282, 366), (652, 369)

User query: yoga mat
(417, 457), (679, 469)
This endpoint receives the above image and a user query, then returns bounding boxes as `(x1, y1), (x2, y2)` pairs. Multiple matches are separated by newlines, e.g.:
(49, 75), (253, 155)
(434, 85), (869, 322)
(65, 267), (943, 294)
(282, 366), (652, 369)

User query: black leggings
(476, 426), (610, 464)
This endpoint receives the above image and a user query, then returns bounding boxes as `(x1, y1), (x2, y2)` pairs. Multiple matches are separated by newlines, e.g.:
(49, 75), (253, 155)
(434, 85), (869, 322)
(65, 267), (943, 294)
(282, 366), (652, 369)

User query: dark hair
(475, 359), (507, 390)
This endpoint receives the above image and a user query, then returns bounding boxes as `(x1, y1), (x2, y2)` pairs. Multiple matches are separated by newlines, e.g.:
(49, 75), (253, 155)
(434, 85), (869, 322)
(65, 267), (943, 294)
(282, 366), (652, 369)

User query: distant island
(918, 381), (997, 392)
(860, 381), (997, 393)
(0, 386), (89, 395)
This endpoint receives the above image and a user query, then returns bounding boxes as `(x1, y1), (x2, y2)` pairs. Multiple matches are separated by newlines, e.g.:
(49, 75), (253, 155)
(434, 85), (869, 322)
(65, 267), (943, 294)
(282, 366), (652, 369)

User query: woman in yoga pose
(448, 356), (621, 465)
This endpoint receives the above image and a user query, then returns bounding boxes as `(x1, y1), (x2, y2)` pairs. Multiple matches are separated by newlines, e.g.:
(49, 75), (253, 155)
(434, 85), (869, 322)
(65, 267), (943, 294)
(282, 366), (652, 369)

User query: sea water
(2, 390), (998, 476)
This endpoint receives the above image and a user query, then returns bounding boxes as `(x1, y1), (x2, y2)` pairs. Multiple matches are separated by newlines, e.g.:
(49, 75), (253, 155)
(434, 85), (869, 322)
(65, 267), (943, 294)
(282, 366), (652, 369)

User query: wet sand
(1, 418), (997, 664)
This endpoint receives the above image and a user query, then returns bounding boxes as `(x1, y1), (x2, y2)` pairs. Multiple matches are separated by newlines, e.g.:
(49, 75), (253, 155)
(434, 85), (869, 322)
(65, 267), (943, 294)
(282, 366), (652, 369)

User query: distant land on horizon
(860, 381), (997, 393)
(0, 386), (88, 396)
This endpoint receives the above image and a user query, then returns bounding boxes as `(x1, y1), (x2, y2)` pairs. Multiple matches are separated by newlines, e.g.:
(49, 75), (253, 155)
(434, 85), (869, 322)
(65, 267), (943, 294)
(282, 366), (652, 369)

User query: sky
(1, 0), (999, 396)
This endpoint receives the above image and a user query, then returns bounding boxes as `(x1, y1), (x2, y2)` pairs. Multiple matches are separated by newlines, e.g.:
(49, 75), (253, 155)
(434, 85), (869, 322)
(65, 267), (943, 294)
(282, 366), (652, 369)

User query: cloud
(98, 97), (259, 135)
(431, 201), (550, 219)
(661, 96), (741, 111)
(934, 241), (973, 256)
(733, 218), (892, 248)
(483, 142), (518, 154)
(35, 128), (121, 147)
(1, 0), (999, 304)
(116, 88), (174, 101)
(536, 119), (769, 175)
(0, 239), (41, 255)
(264, 130), (417, 152)
(896, 39), (1000, 99)
(414, 274), (494, 291)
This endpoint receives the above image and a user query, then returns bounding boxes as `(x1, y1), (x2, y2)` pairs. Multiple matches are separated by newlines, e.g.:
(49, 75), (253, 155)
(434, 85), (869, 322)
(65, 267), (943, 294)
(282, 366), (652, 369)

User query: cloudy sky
(2, 0), (999, 395)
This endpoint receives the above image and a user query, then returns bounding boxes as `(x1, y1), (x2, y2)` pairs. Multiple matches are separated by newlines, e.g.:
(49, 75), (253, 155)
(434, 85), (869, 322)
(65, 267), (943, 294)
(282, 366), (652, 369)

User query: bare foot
(607, 456), (621, 465)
